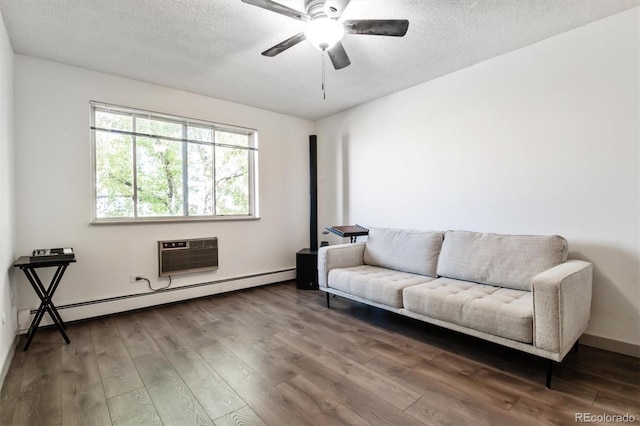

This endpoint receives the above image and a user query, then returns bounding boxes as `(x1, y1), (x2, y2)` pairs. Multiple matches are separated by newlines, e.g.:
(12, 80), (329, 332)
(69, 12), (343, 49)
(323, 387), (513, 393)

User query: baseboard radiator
(158, 237), (218, 276)
(28, 268), (296, 320)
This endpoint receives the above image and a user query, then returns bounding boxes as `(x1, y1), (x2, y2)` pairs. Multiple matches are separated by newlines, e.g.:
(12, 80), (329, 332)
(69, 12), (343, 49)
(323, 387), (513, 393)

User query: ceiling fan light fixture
(304, 17), (344, 51)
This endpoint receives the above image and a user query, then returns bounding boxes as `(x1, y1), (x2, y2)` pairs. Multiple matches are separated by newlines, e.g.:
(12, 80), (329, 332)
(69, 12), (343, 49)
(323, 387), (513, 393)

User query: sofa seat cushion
(403, 278), (533, 343)
(328, 265), (436, 308)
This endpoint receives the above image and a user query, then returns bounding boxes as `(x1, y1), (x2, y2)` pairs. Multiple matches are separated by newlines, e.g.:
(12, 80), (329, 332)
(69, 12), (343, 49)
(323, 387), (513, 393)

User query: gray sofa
(317, 228), (593, 387)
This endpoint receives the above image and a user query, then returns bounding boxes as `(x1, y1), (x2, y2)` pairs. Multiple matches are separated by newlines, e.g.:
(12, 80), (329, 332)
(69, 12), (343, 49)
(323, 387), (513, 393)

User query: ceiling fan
(241, 0), (409, 70)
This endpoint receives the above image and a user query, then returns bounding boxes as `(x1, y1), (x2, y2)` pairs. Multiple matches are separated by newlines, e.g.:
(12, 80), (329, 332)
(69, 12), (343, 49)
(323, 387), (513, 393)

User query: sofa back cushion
(364, 228), (444, 277)
(437, 230), (568, 291)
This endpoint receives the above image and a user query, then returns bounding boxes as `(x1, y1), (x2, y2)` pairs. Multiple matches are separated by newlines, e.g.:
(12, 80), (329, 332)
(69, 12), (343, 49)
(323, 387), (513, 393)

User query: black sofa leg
(546, 360), (554, 389)
(326, 292), (330, 308)
(573, 340), (580, 354)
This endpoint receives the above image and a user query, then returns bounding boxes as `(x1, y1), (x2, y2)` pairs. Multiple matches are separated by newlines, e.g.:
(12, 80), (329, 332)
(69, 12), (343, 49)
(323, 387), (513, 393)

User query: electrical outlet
(18, 309), (30, 329)
(130, 274), (143, 283)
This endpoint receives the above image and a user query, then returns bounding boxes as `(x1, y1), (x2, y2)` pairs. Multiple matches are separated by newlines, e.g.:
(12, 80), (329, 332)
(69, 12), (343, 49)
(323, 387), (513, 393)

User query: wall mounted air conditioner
(158, 237), (218, 276)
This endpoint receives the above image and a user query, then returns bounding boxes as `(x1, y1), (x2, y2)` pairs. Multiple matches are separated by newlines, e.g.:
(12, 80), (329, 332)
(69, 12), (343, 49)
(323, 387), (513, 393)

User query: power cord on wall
(135, 276), (171, 291)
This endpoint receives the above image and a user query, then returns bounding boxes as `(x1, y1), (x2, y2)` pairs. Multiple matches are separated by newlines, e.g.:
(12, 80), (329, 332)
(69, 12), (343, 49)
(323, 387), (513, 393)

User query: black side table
(13, 255), (75, 350)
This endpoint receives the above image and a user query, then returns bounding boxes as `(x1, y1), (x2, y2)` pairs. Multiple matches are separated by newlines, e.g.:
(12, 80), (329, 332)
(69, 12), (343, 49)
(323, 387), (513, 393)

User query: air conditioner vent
(158, 237), (218, 276)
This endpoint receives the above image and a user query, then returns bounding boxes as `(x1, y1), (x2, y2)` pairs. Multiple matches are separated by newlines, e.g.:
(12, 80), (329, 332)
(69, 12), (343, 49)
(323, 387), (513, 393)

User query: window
(91, 102), (258, 222)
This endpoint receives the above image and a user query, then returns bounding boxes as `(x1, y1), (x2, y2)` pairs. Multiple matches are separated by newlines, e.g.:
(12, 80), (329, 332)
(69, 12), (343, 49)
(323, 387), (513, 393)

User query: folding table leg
(23, 304), (47, 351)
(21, 266), (70, 351)
(42, 265), (69, 330)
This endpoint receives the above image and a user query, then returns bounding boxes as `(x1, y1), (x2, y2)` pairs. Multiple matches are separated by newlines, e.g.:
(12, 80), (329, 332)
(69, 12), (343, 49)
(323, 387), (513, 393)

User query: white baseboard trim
(0, 334), (18, 391)
(580, 333), (640, 358)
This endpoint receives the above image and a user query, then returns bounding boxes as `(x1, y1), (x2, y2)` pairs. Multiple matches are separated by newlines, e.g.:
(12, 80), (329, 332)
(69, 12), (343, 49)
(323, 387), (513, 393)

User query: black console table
(13, 255), (75, 350)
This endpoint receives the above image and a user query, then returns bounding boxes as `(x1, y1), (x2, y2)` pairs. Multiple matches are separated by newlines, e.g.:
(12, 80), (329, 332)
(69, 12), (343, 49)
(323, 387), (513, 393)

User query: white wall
(13, 56), (315, 324)
(317, 9), (640, 350)
(0, 13), (16, 376)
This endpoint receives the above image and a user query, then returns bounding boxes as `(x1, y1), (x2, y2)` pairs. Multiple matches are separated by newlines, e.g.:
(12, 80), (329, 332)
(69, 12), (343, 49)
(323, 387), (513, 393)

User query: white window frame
(90, 101), (259, 223)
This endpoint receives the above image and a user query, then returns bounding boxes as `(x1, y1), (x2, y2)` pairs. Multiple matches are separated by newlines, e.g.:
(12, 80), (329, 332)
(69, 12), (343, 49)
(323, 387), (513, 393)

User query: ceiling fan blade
(241, 0), (309, 22)
(261, 32), (306, 57)
(327, 42), (351, 70)
(343, 19), (409, 37)
(323, 0), (352, 18)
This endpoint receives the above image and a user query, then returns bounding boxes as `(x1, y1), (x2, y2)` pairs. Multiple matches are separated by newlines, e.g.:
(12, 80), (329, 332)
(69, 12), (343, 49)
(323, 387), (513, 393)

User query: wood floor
(0, 282), (638, 426)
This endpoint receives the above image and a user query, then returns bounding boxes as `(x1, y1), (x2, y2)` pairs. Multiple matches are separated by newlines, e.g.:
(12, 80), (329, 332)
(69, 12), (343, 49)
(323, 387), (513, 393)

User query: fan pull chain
(322, 52), (326, 100)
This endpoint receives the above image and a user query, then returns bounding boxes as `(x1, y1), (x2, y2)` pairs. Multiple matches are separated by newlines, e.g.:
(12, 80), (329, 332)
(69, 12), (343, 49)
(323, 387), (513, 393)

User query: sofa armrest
(317, 243), (366, 288)
(532, 260), (593, 356)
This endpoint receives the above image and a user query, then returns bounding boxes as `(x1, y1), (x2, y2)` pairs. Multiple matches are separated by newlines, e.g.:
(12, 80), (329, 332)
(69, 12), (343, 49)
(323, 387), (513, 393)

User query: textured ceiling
(0, 0), (637, 120)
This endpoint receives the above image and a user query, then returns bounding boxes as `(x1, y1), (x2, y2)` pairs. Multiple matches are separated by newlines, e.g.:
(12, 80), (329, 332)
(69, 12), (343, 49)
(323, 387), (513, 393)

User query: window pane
(215, 145), (249, 215)
(187, 125), (213, 143)
(94, 110), (132, 132)
(187, 143), (214, 215)
(216, 130), (250, 148)
(94, 131), (134, 218)
(136, 137), (184, 216)
(136, 116), (183, 139)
